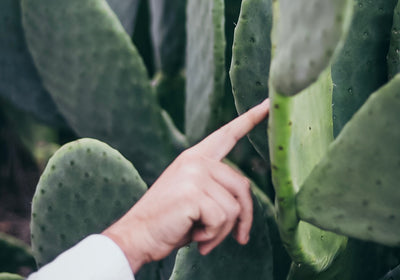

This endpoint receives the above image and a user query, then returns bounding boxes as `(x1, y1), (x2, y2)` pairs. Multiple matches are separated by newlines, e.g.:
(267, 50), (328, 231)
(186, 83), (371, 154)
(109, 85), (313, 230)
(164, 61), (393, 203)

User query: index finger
(191, 98), (270, 160)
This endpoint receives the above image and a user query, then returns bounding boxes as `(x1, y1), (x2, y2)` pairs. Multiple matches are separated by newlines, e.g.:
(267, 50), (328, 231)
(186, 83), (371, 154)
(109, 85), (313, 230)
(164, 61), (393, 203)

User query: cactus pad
(21, 0), (177, 184)
(229, 0), (272, 160)
(30, 138), (147, 267)
(0, 0), (64, 126)
(297, 74), (400, 247)
(0, 273), (24, 280)
(185, 0), (226, 143)
(332, 0), (397, 136)
(269, 70), (347, 271)
(270, 0), (353, 96)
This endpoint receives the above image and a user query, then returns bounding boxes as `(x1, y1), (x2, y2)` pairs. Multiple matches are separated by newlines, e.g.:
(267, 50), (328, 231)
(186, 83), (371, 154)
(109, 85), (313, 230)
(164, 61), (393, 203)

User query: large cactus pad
(270, 0), (353, 96)
(21, 0), (178, 184)
(31, 139), (147, 267)
(297, 74), (400, 247)
(230, 0), (272, 160)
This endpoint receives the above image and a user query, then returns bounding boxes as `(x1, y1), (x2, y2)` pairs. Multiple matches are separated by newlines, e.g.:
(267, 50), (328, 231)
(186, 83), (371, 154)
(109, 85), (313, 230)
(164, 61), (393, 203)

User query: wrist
(102, 216), (151, 274)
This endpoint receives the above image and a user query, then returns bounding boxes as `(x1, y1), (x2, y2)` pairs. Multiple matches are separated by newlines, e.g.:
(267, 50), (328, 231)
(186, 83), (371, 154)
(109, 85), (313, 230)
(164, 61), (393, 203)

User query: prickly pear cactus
(185, 0), (226, 143)
(297, 74), (400, 247)
(0, 0), (64, 126)
(21, 0), (181, 184)
(270, 0), (353, 95)
(0, 273), (24, 280)
(332, 0), (397, 136)
(30, 138), (148, 267)
(230, 0), (272, 161)
(269, 70), (347, 273)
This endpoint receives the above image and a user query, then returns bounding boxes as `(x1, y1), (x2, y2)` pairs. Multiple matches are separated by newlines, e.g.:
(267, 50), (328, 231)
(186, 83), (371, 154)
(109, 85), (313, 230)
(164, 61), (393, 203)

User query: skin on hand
(103, 98), (270, 274)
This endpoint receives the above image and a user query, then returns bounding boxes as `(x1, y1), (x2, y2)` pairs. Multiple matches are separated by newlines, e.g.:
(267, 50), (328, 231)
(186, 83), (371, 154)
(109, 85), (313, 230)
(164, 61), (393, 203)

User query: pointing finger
(191, 99), (270, 160)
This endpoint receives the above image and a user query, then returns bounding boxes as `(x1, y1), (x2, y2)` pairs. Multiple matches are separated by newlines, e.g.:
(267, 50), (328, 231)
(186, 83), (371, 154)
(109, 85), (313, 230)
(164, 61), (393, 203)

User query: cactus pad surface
(185, 0), (226, 143)
(0, 273), (24, 280)
(30, 138), (147, 267)
(332, 0), (397, 136)
(297, 74), (400, 247)
(230, 0), (272, 160)
(21, 0), (177, 184)
(269, 70), (347, 272)
(0, 0), (64, 126)
(270, 0), (353, 96)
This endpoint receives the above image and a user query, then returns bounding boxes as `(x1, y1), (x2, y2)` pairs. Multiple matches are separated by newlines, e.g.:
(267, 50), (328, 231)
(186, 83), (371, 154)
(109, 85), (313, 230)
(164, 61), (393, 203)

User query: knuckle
(231, 202), (241, 217)
(214, 212), (227, 226)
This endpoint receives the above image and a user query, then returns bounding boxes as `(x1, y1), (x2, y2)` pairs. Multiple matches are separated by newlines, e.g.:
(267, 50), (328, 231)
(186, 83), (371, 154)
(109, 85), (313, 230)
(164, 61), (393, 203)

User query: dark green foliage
(106, 0), (140, 36)
(0, 233), (35, 274)
(0, 0), (64, 126)
(332, 0), (397, 136)
(388, 1), (400, 79)
(381, 264), (400, 280)
(149, 0), (186, 76)
(153, 73), (185, 132)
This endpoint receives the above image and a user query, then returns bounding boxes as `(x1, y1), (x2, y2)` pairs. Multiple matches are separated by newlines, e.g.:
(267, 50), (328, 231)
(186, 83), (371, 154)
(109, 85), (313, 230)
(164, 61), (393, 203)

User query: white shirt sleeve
(27, 234), (135, 280)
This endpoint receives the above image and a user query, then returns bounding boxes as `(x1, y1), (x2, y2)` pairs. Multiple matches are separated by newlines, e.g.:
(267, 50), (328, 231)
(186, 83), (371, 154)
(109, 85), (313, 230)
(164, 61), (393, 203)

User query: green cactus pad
(229, 0), (272, 161)
(150, 0), (186, 76)
(0, 0), (64, 126)
(270, 0), (353, 96)
(170, 185), (274, 280)
(269, 70), (347, 272)
(0, 232), (35, 273)
(30, 138), (148, 266)
(185, 0), (226, 143)
(388, 1), (400, 79)
(297, 74), (400, 247)
(106, 0), (140, 36)
(332, 0), (397, 137)
(21, 0), (178, 184)
(0, 273), (24, 280)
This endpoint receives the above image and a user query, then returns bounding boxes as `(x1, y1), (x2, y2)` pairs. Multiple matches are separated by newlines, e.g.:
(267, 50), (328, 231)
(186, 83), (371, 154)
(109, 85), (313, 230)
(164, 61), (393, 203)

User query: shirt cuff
(28, 234), (134, 280)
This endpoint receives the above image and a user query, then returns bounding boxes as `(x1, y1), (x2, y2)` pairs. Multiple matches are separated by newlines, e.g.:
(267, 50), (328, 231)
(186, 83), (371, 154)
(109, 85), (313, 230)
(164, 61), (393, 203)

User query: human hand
(103, 99), (270, 273)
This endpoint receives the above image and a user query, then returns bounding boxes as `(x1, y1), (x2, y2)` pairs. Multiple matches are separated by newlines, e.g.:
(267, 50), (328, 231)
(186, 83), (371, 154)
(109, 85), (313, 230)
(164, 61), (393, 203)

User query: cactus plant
(0, 273), (24, 280)
(1, 0), (400, 278)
